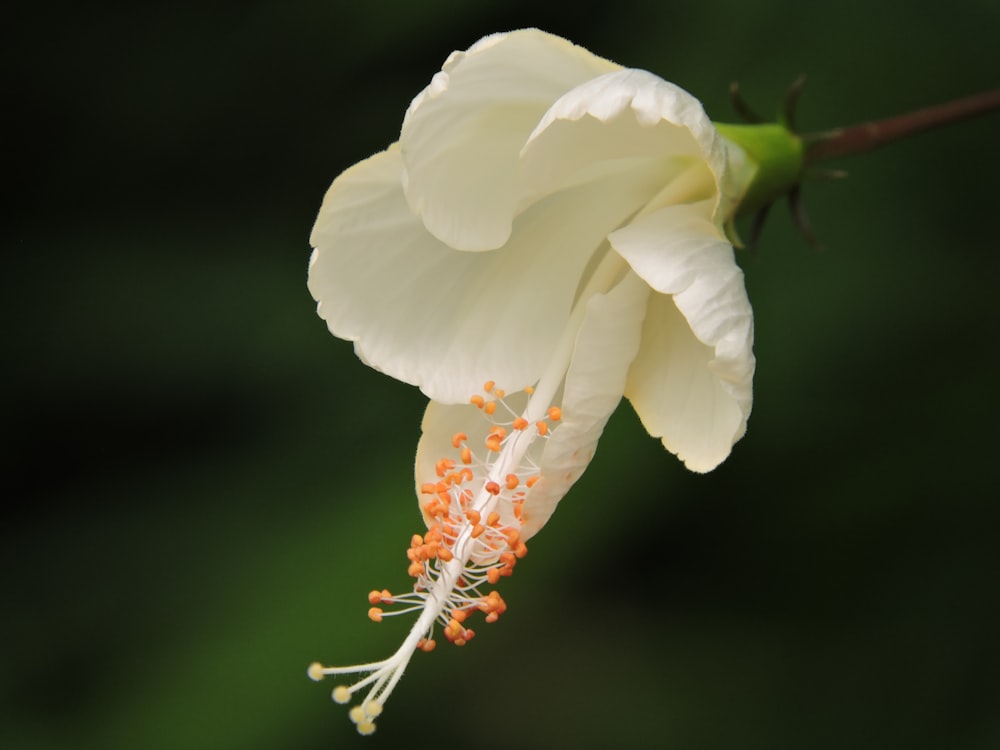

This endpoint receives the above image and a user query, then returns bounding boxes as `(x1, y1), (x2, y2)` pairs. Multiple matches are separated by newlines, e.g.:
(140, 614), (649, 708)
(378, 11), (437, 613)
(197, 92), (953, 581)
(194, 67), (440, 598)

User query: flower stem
(805, 88), (1000, 165)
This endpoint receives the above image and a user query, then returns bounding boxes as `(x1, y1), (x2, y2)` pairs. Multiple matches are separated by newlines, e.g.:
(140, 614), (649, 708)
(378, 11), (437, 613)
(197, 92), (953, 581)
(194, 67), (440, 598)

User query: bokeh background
(5, 1), (999, 748)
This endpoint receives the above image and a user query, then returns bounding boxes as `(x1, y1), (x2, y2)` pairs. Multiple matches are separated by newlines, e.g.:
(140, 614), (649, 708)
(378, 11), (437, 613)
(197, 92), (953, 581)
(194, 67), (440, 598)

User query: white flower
(305, 29), (754, 733)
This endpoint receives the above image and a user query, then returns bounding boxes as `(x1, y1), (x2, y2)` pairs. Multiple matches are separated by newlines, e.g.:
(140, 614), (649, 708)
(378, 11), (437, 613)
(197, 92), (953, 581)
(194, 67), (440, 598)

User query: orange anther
(452, 609), (467, 623)
(464, 629), (475, 641)
(500, 552), (517, 567)
(484, 401), (497, 415)
(454, 638), (467, 647)
(411, 534), (423, 547)
(460, 446), (472, 465)
(487, 567), (501, 584)
(485, 612), (499, 623)
(368, 590), (382, 605)
(486, 512), (500, 526)
(515, 541), (528, 559)
(471, 524), (485, 538)
(470, 394), (485, 408)
(505, 474), (519, 490)
(524, 385), (535, 394)
(489, 425), (507, 438)
(367, 607), (383, 623)
(547, 406), (562, 421)
(485, 481), (501, 496)
(512, 417), (529, 430)
(483, 380), (495, 393)
(494, 389), (505, 399)
(438, 547), (453, 562)
(485, 436), (502, 452)
(408, 562), (424, 577)
(420, 639), (437, 653)
(435, 458), (455, 477)
(465, 509), (481, 525)
(451, 432), (467, 448)
(536, 421), (548, 436)
(504, 528), (520, 547)
(526, 475), (541, 488)
(380, 589), (393, 604)
(420, 483), (437, 495)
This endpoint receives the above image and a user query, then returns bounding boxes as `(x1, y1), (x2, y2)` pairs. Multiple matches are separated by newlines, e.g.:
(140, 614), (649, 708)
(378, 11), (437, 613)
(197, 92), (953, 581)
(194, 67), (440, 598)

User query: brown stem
(805, 88), (1000, 165)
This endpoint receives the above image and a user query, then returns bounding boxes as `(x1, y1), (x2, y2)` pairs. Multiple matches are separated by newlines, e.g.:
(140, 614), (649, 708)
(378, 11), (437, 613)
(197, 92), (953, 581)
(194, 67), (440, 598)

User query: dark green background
(5, 1), (999, 748)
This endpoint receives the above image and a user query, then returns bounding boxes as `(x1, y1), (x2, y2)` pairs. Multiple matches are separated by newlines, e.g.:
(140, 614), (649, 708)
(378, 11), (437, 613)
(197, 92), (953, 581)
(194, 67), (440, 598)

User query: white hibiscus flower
(306, 29), (756, 734)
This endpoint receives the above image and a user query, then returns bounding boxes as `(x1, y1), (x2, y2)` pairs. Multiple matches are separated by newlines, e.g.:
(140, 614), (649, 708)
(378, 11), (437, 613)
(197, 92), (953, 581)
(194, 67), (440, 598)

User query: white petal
(520, 69), (727, 211)
(400, 29), (619, 251)
(520, 271), (650, 540)
(308, 145), (663, 404)
(610, 205), (754, 472)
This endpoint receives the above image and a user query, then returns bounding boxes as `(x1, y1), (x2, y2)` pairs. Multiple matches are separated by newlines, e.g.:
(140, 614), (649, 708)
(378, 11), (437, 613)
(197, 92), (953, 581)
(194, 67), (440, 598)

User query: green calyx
(715, 122), (804, 218)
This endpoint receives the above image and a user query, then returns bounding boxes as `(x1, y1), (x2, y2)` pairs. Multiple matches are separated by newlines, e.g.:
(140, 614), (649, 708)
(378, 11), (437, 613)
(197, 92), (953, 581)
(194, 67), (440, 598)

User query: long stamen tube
(308, 382), (556, 734)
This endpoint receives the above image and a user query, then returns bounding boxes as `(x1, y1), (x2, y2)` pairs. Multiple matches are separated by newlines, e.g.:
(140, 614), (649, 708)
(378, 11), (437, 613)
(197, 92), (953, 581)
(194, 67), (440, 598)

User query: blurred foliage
(4, 1), (999, 748)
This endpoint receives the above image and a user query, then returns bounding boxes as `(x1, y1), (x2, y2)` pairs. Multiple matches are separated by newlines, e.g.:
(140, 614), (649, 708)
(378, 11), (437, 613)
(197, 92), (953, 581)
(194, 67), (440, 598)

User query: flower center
(307, 381), (562, 735)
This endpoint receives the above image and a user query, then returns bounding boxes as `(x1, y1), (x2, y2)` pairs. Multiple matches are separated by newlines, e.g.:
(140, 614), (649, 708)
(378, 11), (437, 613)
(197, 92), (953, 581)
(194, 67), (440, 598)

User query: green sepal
(715, 122), (805, 218)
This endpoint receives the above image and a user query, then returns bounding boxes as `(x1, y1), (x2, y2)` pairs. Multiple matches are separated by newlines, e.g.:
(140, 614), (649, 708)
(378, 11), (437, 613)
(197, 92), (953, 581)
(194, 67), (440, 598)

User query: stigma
(307, 382), (561, 734)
